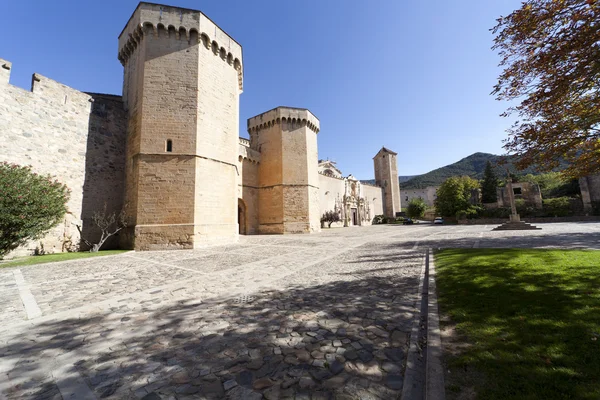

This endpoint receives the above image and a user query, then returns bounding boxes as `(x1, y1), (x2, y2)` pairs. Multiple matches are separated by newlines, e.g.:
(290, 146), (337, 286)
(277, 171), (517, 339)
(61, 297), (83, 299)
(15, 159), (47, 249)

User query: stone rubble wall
(0, 59), (126, 257)
(580, 174), (600, 211)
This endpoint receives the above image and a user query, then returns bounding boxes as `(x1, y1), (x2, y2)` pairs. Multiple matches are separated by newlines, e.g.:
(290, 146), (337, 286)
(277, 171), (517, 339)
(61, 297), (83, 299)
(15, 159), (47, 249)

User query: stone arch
(189, 28), (198, 44)
(179, 27), (187, 40)
(200, 33), (210, 49)
(238, 198), (247, 235)
(157, 23), (166, 37)
(167, 25), (177, 38)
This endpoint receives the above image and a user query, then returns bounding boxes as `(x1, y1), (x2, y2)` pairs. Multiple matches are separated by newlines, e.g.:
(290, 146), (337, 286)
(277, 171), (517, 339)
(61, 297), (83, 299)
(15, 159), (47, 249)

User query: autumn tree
(492, 0), (600, 178)
(481, 161), (499, 203)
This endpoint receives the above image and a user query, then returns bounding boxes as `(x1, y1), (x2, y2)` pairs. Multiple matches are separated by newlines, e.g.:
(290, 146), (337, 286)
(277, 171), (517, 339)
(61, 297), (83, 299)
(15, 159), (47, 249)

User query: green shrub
(542, 197), (573, 217)
(456, 206), (483, 220)
(515, 199), (537, 217)
(0, 163), (70, 258)
(373, 215), (388, 224)
(434, 176), (480, 217)
(406, 198), (427, 220)
(478, 207), (511, 219)
(320, 210), (341, 228)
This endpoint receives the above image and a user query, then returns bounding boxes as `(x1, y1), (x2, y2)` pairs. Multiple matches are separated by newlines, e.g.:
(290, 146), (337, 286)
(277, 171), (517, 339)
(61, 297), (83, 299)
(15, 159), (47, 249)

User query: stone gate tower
(247, 108), (321, 234)
(118, 3), (243, 250)
(373, 147), (401, 217)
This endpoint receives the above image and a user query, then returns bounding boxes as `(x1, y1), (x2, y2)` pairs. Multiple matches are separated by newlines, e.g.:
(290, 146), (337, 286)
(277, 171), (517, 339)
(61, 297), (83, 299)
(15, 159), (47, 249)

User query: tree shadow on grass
(1, 265), (422, 400)
(435, 249), (600, 400)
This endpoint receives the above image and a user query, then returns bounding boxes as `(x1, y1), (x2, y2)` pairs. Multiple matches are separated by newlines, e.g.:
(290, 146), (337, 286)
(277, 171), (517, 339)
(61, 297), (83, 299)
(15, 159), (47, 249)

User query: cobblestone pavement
(1, 223), (599, 400)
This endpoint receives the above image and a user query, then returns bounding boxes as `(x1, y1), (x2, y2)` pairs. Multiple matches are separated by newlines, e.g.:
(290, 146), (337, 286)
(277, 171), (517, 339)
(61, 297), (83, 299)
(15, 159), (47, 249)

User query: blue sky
(0, 0), (522, 180)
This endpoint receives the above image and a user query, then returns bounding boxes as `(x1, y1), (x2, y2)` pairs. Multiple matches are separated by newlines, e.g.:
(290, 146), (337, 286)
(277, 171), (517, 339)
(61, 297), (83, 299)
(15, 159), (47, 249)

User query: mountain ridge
(362, 152), (544, 189)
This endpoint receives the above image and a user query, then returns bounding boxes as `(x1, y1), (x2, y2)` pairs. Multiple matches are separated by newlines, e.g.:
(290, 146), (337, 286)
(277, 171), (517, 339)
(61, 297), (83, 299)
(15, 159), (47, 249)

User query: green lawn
(0, 250), (129, 268)
(435, 249), (600, 400)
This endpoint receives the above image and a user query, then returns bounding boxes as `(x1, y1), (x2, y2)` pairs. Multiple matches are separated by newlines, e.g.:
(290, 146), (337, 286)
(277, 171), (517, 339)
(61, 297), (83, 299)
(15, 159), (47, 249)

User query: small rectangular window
(166, 139), (173, 152)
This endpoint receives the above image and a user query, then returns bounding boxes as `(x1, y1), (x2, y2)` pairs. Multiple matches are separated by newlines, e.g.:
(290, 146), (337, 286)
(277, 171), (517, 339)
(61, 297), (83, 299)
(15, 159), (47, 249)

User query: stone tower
(373, 147), (401, 217)
(117, 3), (243, 250)
(247, 107), (321, 234)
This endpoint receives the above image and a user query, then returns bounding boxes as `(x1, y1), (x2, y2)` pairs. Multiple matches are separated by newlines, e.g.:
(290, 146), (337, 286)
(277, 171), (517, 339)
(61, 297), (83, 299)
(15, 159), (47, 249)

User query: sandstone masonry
(0, 2), (401, 254)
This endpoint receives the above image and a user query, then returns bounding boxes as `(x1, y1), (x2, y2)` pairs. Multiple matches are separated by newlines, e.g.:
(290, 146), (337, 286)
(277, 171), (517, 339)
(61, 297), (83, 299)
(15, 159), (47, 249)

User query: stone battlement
(247, 107), (320, 134)
(118, 2), (243, 90)
(0, 58), (93, 106)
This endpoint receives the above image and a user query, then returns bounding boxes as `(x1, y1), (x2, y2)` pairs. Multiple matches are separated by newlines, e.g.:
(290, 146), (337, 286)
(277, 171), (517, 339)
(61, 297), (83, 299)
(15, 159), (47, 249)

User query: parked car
(433, 217), (444, 224)
(403, 218), (414, 225)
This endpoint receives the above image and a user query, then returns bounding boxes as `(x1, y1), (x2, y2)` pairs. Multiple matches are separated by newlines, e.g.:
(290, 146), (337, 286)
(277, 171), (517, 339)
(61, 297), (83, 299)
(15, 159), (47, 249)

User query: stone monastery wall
(0, 2), (402, 254)
(362, 184), (385, 217)
(0, 59), (126, 255)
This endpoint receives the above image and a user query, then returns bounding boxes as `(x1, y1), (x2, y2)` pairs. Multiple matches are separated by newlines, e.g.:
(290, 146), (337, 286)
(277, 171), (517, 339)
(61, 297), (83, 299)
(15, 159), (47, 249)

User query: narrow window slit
(166, 139), (173, 152)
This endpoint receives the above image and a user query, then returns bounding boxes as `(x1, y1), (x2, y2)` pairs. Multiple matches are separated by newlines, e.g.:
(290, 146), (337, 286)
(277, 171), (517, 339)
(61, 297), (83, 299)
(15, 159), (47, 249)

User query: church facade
(0, 3), (401, 254)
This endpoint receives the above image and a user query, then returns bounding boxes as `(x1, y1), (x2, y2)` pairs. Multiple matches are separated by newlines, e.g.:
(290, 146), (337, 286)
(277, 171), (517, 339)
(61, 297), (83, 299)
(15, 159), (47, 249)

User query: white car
(433, 217), (444, 224)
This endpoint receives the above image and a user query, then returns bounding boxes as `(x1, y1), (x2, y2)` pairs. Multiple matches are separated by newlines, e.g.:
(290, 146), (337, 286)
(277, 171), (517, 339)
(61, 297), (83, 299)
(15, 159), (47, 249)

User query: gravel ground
(1, 222), (598, 399)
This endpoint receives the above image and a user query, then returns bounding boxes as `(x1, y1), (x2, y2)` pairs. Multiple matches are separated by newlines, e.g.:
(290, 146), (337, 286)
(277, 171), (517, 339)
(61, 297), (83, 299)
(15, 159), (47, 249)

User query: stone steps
(492, 221), (541, 231)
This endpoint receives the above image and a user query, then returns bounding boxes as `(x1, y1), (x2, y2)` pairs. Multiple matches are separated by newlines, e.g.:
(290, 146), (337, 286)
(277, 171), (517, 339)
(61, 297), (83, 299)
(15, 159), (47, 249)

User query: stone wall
(238, 140), (260, 234)
(0, 60), (126, 256)
(318, 173), (345, 228)
(401, 186), (438, 207)
(498, 181), (542, 209)
(580, 174), (600, 211)
(362, 184), (385, 220)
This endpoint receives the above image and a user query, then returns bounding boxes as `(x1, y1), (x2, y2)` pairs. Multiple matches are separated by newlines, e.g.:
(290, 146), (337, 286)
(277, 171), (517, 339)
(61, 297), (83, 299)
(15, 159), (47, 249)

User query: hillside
(400, 153), (542, 189)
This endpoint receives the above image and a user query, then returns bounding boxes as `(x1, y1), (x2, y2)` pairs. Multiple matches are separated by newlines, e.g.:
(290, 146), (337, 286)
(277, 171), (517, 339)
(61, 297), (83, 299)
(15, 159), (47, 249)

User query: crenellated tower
(373, 147), (401, 218)
(248, 107), (321, 234)
(118, 3), (243, 250)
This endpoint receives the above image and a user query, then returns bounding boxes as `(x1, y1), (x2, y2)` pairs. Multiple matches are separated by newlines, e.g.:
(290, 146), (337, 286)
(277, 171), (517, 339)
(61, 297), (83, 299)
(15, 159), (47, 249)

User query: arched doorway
(238, 198), (246, 235)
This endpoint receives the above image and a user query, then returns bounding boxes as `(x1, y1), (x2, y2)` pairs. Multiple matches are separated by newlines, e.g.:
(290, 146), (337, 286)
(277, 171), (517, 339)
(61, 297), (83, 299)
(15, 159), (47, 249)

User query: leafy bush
(372, 215), (388, 224)
(542, 197), (573, 217)
(435, 176), (480, 217)
(456, 206), (483, 220)
(522, 172), (580, 199)
(320, 210), (341, 228)
(0, 163), (70, 258)
(478, 207), (511, 219)
(515, 199), (538, 217)
(406, 198), (427, 219)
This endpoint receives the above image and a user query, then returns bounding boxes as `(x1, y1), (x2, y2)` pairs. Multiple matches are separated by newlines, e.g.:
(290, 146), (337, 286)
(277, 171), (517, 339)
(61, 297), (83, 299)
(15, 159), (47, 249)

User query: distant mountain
(401, 152), (542, 189)
(399, 175), (416, 183)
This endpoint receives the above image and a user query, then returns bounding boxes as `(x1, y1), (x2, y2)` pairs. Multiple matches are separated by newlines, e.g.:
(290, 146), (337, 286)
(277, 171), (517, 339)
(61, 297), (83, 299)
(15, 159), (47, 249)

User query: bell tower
(373, 147), (401, 218)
